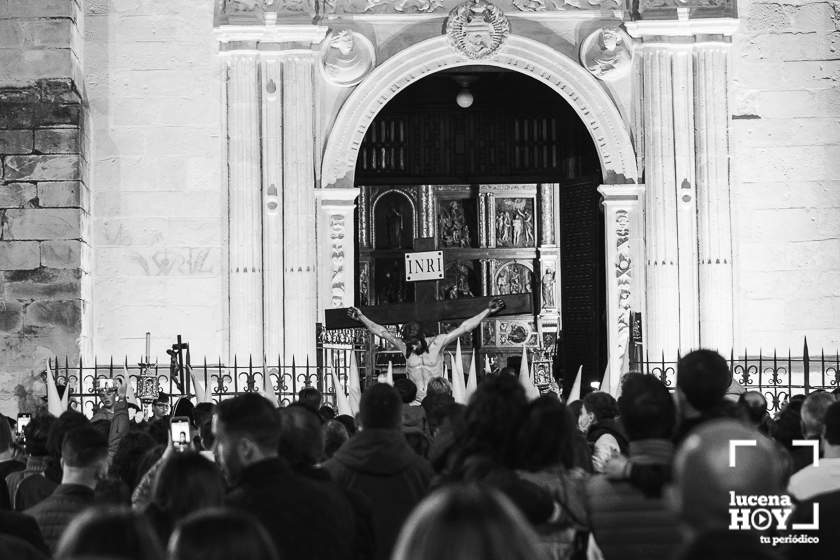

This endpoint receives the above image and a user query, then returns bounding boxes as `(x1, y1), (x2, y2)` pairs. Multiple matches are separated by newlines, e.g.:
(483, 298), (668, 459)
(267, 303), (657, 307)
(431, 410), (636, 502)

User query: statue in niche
(439, 200), (471, 248)
(386, 208), (404, 248)
(496, 267), (509, 295)
(541, 268), (555, 307)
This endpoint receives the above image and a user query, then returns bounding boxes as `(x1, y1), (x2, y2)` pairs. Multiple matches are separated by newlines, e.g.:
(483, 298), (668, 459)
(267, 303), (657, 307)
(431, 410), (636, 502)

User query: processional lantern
(136, 332), (159, 403)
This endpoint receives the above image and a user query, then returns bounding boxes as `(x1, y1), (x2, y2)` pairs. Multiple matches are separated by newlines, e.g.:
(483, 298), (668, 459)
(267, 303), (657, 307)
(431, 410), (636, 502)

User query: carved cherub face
(330, 31), (355, 57)
(601, 29), (619, 52)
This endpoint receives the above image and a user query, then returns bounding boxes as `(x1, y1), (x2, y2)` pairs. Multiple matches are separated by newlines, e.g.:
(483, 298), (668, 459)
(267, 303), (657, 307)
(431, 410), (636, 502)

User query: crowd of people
(1, 348), (838, 560)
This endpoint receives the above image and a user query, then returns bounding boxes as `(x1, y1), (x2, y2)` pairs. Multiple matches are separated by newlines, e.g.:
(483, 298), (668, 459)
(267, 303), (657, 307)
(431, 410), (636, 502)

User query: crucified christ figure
(347, 297), (506, 398)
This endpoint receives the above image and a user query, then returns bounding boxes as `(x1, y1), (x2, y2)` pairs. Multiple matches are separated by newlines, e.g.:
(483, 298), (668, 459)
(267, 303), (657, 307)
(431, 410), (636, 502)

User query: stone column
(317, 189), (360, 314)
(598, 185), (645, 396)
(225, 54), (264, 359)
(695, 43), (734, 352)
(283, 52), (319, 364)
(638, 45), (681, 359)
(261, 55), (283, 361)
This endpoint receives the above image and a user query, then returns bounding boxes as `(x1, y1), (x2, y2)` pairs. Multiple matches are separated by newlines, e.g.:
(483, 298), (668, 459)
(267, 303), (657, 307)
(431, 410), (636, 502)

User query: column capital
(598, 184), (645, 204)
(216, 24), (328, 49)
(316, 188), (361, 211)
(626, 18), (740, 39)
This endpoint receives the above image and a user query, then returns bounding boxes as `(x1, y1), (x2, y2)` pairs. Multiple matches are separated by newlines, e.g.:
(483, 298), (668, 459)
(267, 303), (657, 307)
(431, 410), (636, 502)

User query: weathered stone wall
(0, 0), (88, 416)
(731, 0), (840, 351)
(84, 1), (223, 361)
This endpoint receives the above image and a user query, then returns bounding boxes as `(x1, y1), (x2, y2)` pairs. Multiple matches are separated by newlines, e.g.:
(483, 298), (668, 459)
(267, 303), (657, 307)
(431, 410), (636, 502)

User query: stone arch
(321, 34), (639, 188)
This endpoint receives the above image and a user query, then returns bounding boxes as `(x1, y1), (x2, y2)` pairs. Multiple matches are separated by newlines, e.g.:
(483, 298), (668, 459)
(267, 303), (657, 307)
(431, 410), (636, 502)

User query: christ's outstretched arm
(347, 307), (407, 354)
(440, 297), (505, 346)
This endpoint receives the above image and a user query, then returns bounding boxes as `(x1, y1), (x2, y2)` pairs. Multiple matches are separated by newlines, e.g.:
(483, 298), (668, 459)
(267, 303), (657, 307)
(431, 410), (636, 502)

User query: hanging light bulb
(456, 87), (474, 109)
(452, 74), (477, 109)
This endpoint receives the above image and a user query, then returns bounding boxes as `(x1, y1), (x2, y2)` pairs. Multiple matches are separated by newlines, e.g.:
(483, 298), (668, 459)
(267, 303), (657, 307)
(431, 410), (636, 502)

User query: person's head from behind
(821, 400), (840, 456)
(323, 419), (349, 460)
(359, 383), (402, 430)
(46, 409), (89, 460)
(618, 374), (676, 441)
(394, 378), (418, 404)
(24, 414), (55, 457)
(392, 485), (542, 560)
(460, 374), (527, 467)
(212, 393), (280, 483)
(168, 507), (278, 560)
(677, 349), (731, 413)
(297, 386), (322, 412)
(426, 376), (452, 398)
(152, 452), (225, 522)
(0, 416), (14, 456)
(277, 405), (324, 468)
(61, 425), (109, 487)
(579, 391), (619, 433)
(671, 420), (784, 538)
(801, 391), (835, 438)
(515, 395), (576, 471)
(738, 391), (769, 429)
(55, 506), (163, 560)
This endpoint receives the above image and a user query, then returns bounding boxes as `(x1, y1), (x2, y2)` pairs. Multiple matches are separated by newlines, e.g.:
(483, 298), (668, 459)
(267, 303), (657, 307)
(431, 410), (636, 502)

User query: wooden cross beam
(326, 236), (533, 329)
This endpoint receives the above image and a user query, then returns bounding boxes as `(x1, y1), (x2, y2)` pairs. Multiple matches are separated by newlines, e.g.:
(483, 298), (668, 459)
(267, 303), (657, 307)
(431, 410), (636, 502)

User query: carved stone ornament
(445, 0), (510, 60)
(321, 30), (376, 87)
(579, 27), (633, 81)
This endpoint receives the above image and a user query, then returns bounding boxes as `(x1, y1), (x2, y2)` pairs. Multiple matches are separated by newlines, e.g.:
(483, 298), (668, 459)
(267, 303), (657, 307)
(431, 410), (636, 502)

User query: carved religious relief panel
(493, 261), (533, 296)
(437, 198), (476, 248)
(494, 198), (536, 248)
(439, 260), (479, 300)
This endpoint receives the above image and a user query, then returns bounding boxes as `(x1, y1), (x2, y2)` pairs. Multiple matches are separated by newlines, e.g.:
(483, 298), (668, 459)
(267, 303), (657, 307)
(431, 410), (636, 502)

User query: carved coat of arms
(445, 0), (510, 60)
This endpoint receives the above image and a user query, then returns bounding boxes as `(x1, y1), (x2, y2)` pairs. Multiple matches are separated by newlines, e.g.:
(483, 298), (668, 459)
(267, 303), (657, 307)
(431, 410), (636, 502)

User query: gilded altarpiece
(357, 183), (560, 376)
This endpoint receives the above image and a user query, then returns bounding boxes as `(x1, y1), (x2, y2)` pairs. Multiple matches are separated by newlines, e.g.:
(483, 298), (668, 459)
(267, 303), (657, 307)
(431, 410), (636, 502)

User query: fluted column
(261, 56), (283, 360)
(225, 54), (264, 359)
(599, 184), (645, 396)
(283, 53), (318, 364)
(671, 47), (700, 350)
(639, 46), (681, 358)
(695, 44), (734, 352)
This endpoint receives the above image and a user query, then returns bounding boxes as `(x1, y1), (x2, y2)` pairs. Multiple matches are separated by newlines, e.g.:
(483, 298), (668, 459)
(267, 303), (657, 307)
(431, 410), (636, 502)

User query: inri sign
(404, 251), (445, 282)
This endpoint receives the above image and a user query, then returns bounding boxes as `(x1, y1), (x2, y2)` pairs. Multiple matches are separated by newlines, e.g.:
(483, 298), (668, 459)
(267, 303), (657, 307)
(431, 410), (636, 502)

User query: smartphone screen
(16, 413), (31, 436)
(170, 416), (191, 451)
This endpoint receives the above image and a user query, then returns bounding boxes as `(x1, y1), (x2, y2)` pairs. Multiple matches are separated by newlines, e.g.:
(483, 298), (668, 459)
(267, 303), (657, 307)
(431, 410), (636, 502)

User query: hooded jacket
(323, 428), (433, 560)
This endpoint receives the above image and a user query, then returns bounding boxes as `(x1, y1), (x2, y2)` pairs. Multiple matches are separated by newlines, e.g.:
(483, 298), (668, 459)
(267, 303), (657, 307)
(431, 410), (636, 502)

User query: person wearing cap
(151, 393), (169, 421)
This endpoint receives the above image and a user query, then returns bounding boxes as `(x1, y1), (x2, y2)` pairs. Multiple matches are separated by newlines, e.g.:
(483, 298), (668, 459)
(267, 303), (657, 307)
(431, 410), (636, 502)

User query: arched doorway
(353, 68), (605, 387)
(320, 34), (642, 392)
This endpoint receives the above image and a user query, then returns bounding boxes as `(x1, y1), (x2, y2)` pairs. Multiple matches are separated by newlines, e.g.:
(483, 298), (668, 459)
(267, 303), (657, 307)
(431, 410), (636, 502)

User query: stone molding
(625, 17), (740, 39)
(321, 34), (639, 188)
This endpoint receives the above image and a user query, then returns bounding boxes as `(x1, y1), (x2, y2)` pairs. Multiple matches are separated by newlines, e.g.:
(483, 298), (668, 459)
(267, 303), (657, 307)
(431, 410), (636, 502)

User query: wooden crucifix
(325, 238), (533, 330)
(325, 238), (533, 391)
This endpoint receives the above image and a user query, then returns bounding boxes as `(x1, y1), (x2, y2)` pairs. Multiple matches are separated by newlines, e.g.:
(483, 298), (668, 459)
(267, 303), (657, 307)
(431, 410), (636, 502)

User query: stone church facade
(0, 0), (837, 411)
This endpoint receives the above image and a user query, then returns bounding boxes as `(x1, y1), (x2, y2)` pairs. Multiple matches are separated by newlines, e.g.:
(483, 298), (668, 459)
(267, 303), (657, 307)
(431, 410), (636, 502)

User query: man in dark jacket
(214, 393), (356, 560)
(586, 374), (682, 560)
(324, 383), (433, 560)
(25, 425), (108, 551)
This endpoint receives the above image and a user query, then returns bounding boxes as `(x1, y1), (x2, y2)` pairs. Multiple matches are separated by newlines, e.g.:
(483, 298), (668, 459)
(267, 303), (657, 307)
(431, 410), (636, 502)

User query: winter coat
(585, 439), (681, 560)
(323, 428), (433, 560)
(25, 483), (95, 552)
(225, 457), (357, 560)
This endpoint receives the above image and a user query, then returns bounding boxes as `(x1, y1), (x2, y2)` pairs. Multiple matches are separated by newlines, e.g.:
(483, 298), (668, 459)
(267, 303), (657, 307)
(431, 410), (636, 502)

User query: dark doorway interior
(354, 67), (605, 389)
